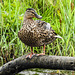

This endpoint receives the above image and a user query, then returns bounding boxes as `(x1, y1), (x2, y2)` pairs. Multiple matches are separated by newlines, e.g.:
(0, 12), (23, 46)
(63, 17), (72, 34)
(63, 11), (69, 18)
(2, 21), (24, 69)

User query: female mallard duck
(18, 8), (62, 58)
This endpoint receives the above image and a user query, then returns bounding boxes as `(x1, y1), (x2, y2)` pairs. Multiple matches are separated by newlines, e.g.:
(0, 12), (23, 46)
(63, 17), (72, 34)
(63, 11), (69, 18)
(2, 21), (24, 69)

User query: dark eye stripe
(27, 10), (35, 13)
(31, 12), (34, 14)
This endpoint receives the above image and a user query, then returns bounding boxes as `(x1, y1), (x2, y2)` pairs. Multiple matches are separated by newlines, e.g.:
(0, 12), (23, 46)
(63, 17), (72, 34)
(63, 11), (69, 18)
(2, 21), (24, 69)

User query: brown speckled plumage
(18, 8), (62, 58)
(18, 8), (58, 47)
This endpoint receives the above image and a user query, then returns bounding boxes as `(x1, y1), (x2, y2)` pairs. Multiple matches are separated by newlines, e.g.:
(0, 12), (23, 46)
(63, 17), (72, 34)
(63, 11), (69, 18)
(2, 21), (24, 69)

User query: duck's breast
(18, 20), (57, 47)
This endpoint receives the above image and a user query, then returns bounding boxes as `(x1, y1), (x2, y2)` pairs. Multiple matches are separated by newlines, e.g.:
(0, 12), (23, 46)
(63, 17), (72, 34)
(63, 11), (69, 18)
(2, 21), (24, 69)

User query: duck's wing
(36, 20), (62, 39)
(35, 20), (50, 30)
(35, 20), (56, 37)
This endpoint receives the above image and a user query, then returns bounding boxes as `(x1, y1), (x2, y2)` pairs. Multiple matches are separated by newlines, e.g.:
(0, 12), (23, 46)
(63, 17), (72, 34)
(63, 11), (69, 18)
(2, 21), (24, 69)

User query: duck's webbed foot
(26, 52), (36, 58)
(37, 53), (45, 56)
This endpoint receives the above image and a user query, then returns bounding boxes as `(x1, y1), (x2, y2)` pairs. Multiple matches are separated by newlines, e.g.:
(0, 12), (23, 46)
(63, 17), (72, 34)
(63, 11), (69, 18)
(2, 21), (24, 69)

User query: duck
(18, 8), (62, 58)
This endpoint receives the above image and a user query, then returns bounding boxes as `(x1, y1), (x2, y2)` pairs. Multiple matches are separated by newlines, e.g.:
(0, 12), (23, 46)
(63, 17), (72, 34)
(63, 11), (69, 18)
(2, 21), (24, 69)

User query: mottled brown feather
(18, 9), (57, 47)
(18, 18), (57, 47)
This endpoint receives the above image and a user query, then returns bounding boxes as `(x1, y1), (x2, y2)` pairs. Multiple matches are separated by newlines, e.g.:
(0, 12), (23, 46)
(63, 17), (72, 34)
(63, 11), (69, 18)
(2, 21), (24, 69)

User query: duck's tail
(54, 35), (62, 39)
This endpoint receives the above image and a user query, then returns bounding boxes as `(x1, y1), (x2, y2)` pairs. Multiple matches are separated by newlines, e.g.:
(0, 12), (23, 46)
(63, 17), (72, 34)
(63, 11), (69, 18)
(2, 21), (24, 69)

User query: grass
(0, 0), (75, 65)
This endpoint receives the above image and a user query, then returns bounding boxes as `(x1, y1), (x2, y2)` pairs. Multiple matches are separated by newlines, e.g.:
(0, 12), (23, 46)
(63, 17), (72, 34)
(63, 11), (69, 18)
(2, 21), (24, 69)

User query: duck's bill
(34, 12), (42, 19)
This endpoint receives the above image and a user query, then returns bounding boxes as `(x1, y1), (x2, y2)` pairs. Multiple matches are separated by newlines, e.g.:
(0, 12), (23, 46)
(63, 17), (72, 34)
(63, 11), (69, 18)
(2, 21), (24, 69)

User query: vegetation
(0, 0), (75, 65)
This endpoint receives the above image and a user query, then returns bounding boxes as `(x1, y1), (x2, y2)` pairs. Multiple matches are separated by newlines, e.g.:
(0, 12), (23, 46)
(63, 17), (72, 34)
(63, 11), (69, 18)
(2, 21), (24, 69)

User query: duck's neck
(23, 15), (34, 25)
(24, 14), (33, 20)
(24, 18), (34, 23)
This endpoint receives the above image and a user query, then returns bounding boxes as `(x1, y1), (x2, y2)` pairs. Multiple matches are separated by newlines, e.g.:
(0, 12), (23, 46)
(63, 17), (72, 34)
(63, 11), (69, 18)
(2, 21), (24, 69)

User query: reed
(0, 0), (74, 65)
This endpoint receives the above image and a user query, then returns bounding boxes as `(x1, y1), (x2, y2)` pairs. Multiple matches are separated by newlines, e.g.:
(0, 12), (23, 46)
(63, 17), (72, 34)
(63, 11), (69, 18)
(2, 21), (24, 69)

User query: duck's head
(24, 8), (42, 19)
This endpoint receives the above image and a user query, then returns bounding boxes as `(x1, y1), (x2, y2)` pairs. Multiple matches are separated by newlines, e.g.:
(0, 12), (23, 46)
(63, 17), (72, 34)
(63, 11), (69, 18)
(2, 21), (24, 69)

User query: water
(16, 68), (75, 75)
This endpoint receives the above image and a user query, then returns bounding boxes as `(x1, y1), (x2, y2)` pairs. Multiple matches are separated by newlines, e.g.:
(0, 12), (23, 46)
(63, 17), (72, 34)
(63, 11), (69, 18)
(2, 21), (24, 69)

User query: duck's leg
(26, 45), (45, 58)
(26, 47), (35, 58)
(43, 44), (45, 55)
(37, 44), (45, 56)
